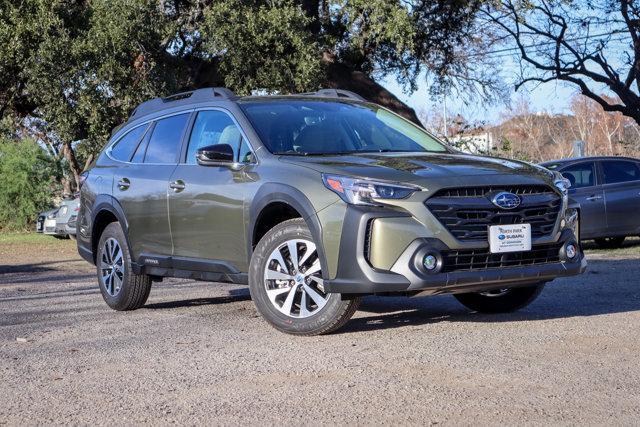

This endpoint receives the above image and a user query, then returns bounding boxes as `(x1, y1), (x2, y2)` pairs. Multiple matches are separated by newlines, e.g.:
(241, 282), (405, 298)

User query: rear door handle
(169, 180), (186, 192)
(117, 178), (130, 190)
(586, 195), (602, 201)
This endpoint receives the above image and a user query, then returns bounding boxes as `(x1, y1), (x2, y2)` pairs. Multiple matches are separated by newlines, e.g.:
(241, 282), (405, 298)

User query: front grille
(441, 242), (563, 272)
(425, 185), (561, 241)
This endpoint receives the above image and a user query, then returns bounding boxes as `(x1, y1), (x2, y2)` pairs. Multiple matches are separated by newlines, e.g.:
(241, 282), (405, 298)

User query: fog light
(423, 254), (437, 270)
(565, 243), (577, 259)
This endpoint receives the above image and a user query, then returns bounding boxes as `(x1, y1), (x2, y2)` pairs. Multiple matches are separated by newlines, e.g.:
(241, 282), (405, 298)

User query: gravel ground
(1, 236), (639, 425)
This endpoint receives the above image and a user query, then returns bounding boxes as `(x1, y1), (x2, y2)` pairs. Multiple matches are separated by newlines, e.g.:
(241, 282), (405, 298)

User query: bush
(0, 139), (59, 231)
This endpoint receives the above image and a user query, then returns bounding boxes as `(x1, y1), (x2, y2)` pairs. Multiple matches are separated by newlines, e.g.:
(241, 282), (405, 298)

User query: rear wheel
(454, 283), (545, 313)
(96, 222), (152, 311)
(593, 236), (625, 249)
(249, 218), (360, 336)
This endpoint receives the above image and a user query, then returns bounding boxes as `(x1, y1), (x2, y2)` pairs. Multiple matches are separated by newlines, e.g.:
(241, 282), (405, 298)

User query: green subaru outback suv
(77, 88), (586, 335)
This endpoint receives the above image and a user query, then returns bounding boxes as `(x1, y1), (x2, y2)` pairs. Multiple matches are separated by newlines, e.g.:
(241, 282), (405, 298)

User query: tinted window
(144, 114), (190, 164)
(602, 160), (640, 184)
(186, 110), (250, 164)
(110, 125), (147, 162)
(240, 100), (446, 155)
(130, 129), (150, 163)
(560, 162), (596, 188)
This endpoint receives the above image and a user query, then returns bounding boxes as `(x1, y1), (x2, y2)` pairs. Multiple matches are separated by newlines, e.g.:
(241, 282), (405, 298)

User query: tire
(249, 218), (360, 336)
(593, 236), (625, 249)
(454, 283), (545, 314)
(96, 222), (152, 311)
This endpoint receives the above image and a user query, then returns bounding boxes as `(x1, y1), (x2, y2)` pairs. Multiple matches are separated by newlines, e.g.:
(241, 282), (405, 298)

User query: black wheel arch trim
(248, 183), (330, 279)
(86, 194), (136, 270)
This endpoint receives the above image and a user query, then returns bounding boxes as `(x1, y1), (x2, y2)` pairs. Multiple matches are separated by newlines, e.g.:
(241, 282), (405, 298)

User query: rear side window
(602, 160), (640, 184)
(144, 114), (190, 164)
(109, 125), (147, 162)
(560, 162), (596, 188)
(186, 110), (250, 164)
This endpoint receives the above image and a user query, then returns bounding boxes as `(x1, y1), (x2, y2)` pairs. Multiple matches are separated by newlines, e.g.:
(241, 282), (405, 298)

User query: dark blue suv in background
(543, 156), (640, 248)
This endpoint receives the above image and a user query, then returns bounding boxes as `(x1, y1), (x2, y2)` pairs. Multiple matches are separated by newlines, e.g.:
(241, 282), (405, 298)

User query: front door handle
(586, 195), (602, 201)
(169, 180), (186, 192)
(117, 178), (130, 190)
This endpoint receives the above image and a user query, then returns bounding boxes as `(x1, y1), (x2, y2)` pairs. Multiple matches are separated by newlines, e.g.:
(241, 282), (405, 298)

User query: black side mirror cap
(196, 144), (234, 164)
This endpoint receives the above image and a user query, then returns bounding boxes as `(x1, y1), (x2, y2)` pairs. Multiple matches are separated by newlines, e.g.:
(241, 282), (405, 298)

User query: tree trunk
(323, 54), (423, 127)
(62, 140), (81, 193)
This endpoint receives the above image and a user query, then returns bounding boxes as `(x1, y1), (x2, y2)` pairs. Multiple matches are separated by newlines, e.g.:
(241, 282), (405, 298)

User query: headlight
(322, 174), (419, 206)
(554, 177), (571, 195)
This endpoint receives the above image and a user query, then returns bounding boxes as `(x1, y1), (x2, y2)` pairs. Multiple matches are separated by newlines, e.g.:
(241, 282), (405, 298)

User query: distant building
(449, 132), (494, 154)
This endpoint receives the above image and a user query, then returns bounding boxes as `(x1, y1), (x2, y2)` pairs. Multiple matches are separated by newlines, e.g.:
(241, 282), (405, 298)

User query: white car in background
(37, 196), (80, 239)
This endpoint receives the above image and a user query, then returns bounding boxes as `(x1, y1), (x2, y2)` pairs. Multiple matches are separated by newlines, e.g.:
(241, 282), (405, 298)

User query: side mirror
(196, 144), (234, 164)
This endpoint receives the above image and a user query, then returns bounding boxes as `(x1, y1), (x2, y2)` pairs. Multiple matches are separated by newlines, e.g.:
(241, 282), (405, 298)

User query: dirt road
(1, 236), (639, 425)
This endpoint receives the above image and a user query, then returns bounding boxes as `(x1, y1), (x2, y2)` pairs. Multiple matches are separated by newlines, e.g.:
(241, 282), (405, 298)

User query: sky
(380, 71), (579, 128)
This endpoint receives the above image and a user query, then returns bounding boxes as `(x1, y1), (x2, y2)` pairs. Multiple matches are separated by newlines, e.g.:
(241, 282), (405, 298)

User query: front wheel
(454, 283), (545, 313)
(249, 218), (360, 336)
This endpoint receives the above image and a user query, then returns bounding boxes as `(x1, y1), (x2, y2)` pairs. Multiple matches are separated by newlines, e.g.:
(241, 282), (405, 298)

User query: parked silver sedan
(39, 197), (80, 239)
(542, 156), (640, 248)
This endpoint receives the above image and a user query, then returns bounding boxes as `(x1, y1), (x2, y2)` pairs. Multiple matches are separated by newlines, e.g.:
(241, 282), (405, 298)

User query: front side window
(560, 162), (596, 188)
(602, 160), (640, 184)
(144, 113), (190, 164)
(186, 110), (251, 164)
(239, 100), (447, 155)
(109, 125), (148, 162)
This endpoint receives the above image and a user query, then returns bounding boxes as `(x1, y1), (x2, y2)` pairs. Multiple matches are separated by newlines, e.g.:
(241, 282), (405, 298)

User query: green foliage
(0, 0), (184, 158)
(1, 0), (489, 158)
(203, 0), (324, 94)
(0, 138), (59, 231)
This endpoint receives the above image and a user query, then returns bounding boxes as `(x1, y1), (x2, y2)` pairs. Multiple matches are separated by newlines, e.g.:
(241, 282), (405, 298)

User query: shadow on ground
(137, 258), (640, 334)
(144, 288), (252, 309)
(2, 256), (638, 334)
(0, 259), (81, 275)
(341, 257), (640, 333)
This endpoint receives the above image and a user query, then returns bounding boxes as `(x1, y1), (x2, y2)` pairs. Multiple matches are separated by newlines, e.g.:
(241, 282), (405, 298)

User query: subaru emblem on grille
(491, 191), (521, 210)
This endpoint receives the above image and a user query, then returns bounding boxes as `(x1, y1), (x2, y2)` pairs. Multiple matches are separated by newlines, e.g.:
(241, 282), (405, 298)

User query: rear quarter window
(602, 160), (640, 184)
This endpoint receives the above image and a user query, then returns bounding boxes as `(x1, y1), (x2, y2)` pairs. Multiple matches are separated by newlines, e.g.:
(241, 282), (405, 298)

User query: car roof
(125, 87), (365, 124)
(541, 156), (640, 166)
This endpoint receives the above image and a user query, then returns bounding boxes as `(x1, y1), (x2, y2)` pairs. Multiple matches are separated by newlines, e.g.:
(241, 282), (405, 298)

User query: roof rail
(312, 88), (365, 101)
(129, 87), (236, 121)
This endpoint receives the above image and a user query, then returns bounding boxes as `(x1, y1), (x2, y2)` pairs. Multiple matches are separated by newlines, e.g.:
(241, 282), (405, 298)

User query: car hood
(279, 152), (557, 187)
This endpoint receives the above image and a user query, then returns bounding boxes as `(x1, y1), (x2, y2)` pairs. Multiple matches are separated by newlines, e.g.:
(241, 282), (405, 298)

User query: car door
(114, 112), (191, 259)
(168, 109), (259, 271)
(600, 159), (640, 236)
(559, 161), (604, 239)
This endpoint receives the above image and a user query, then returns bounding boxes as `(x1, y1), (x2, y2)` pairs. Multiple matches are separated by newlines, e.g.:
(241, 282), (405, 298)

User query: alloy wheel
(100, 238), (124, 296)
(263, 239), (328, 318)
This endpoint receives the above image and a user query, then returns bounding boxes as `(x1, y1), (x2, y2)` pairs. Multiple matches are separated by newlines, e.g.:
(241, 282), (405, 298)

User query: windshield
(239, 99), (448, 155)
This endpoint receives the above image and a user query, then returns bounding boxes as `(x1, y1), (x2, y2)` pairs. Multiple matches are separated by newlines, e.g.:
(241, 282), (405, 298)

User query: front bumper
(324, 206), (586, 296)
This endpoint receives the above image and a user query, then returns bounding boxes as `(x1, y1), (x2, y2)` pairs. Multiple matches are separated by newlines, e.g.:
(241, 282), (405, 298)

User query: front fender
(248, 183), (333, 279)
